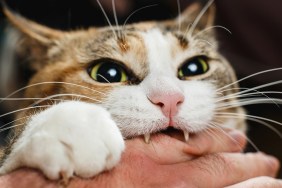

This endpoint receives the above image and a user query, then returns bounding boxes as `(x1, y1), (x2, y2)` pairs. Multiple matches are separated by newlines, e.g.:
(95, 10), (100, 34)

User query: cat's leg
(0, 101), (125, 179)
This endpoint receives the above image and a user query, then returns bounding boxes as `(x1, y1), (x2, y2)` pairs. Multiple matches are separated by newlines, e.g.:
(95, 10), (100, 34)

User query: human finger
(226, 176), (282, 188)
(173, 152), (280, 187)
(183, 128), (247, 156)
(126, 128), (246, 164)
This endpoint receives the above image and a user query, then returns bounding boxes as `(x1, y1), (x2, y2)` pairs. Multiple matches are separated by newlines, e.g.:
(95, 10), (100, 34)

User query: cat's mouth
(144, 127), (189, 143)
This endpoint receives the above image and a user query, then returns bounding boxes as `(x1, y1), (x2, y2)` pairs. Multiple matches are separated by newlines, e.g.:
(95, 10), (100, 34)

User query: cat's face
(5, 3), (246, 139)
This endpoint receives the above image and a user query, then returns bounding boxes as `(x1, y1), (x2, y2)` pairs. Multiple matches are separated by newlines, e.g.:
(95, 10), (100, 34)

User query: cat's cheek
(0, 101), (125, 179)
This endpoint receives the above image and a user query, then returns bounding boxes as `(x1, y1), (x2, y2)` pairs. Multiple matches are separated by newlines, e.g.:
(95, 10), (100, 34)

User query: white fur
(103, 29), (217, 137)
(0, 101), (125, 179)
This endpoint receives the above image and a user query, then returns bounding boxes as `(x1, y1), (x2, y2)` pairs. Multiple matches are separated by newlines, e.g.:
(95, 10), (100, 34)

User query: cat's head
(4, 2), (246, 139)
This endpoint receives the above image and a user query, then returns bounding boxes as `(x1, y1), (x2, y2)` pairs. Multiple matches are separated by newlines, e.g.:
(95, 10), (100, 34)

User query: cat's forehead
(68, 22), (214, 79)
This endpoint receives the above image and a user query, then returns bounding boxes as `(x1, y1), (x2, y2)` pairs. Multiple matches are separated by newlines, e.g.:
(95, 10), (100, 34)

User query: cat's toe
(72, 137), (124, 178)
(69, 112), (125, 178)
(0, 132), (75, 180)
(21, 133), (74, 180)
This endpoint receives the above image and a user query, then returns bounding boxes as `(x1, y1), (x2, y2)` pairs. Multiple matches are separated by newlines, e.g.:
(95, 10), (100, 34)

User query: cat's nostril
(176, 97), (184, 105)
(156, 102), (164, 108)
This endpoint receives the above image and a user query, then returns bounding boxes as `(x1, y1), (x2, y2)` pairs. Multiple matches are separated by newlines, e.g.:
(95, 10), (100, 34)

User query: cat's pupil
(179, 57), (209, 78)
(97, 63), (122, 83)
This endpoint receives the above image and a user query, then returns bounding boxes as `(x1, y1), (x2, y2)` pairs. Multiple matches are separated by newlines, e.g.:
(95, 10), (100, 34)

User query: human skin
(0, 129), (280, 188)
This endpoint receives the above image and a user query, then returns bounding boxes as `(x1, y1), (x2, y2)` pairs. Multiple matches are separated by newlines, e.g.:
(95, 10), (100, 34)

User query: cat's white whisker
(219, 80), (282, 99)
(31, 93), (103, 107)
(244, 136), (260, 152)
(111, 0), (123, 40)
(0, 105), (50, 118)
(215, 112), (282, 136)
(144, 133), (151, 144)
(214, 113), (282, 138)
(216, 87), (248, 94)
(206, 121), (248, 151)
(205, 123), (232, 149)
(225, 90), (282, 98)
(97, 74), (111, 83)
(0, 97), (62, 101)
(0, 123), (25, 133)
(215, 81), (282, 109)
(0, 115), (31, 129)
(216, 94), (280, 104)
(122, 4), (158, 31)
(96, 0), (118, 40)
(217, 68), (282, 92)
(193, 25), (232, 39)
(247, 91), (282, 95)
(217, 93), (262, 102)
(177, 0), (182, 33)
(187, 0), (214, 38)
(182, 23), (192, 41)
(215, 88), (273, 102)
(216, 98), (282, 109)
(202, 124), (240, 152)
(0, 81), (106, 104)
(197, 39), (214, 46)
(0, 93), (102, 119)
(236, 80), (282, 95)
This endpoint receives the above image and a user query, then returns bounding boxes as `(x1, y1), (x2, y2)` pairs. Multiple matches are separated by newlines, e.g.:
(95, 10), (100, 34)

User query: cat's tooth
(183, 131), (189, 142)
(144, 133), (151, 144)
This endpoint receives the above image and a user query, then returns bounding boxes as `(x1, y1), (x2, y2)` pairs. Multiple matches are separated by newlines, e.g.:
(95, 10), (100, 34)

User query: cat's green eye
(89, 60), (128, 83)
(178, 56), (209, 79)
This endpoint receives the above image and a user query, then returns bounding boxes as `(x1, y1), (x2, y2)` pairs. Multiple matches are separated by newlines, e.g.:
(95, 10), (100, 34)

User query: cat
(0, 1), (250, 180)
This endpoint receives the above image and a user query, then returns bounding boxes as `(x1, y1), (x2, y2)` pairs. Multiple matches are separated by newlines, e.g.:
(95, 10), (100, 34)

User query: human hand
(87, 130), (280, 188)
(0, 128), (280, 188)
(227, 176), (282, 188)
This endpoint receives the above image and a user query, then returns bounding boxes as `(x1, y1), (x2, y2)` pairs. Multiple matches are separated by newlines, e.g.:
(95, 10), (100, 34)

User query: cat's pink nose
(148, 92), (184, 118)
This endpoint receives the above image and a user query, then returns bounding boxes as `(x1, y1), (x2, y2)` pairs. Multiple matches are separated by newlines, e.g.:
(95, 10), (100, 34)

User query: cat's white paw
(0, 101), (125, 179)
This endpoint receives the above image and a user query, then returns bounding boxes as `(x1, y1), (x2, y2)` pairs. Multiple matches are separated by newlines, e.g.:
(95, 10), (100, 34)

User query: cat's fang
(144, 133), (151, 144)
(184, 131), (189, 142)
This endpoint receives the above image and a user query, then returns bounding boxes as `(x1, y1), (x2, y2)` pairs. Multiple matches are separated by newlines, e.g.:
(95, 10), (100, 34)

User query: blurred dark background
(0, 0), (281, 178)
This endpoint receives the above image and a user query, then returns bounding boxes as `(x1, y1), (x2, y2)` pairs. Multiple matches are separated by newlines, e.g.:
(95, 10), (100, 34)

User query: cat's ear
(3, 5), (63, 44)
(3, 5), (65, 71)
(177, 2), (215, 33)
